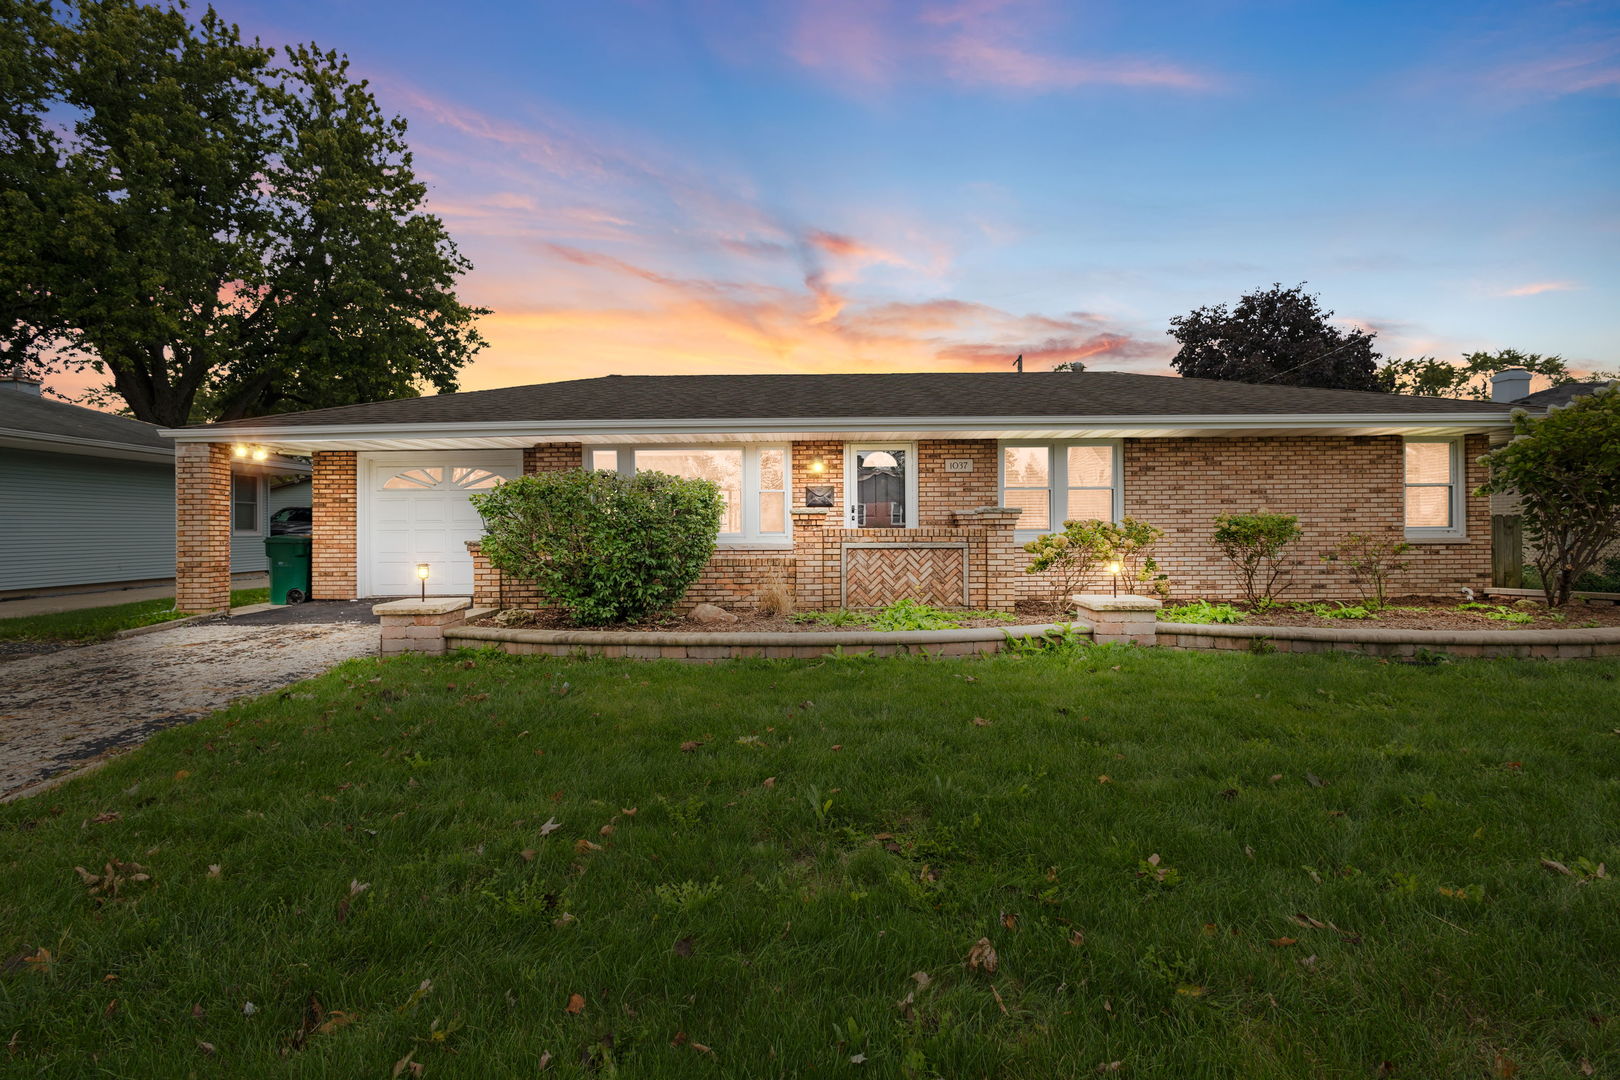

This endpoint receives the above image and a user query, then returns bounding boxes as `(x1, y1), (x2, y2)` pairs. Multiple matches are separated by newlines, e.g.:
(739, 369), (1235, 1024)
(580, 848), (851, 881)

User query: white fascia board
(160, 411), (1517, 445)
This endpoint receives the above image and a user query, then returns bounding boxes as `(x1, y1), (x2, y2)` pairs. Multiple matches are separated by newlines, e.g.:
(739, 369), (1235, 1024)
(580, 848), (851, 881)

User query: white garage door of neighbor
(362, 453), (521, 597)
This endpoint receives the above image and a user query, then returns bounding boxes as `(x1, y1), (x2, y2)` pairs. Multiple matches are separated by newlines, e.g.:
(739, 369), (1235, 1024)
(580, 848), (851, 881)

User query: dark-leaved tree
(1167, 283), (1382, 392)
(0, 0), (486, 426)
(1377, 349), (1574, 399)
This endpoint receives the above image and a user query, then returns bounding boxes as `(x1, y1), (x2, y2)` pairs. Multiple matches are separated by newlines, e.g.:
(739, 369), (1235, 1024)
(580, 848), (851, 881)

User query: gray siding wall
(0, 448), (280, 591)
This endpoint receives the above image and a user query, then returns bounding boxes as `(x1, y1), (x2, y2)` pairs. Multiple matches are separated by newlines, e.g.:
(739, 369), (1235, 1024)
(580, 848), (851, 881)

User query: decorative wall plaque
(944, 458), (974, 473)
(804, 485), (835, 508)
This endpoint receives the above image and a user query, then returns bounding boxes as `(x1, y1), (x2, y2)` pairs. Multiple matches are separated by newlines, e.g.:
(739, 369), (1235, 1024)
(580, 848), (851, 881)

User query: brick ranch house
(160, 371), (1518, 614)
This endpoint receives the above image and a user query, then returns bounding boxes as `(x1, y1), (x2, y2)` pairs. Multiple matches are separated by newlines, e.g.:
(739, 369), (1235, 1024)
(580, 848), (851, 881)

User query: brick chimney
(0, 373), (43, 396)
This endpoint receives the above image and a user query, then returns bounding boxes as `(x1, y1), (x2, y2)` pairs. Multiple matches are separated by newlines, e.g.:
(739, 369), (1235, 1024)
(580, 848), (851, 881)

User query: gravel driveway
(0, 617), (376, 799)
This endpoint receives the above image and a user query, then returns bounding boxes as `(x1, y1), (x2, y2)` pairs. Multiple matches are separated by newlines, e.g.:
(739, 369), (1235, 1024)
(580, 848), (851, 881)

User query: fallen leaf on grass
(1068, 929), (1086, 946)
(762, 777), (777, 789)
(1305, 772), (1326, 788)
(911, 971), (931, 990)
(599, 824), (615, 837)
(538, 817), (562, 836)
(1175, 985), (1206, 997)
(1269, 937), (1298, 947)
(1290, 913), (1327, 929)
(1097, 775), (1111, 784)
(971, 717), (991, 727)
(520, 849), (537, 862)
(966, 937), (998, 973)
(850, 1053), (867, 1064)
(1540, 858), (1573, 876)
(565, 993), (585, 1015)
(830, 744), (843, 752)
(206, 864), (222, 879)
(679, 741), (703, 752)
(90, 812), (121, 825)
(538, 1051), (553, 1070)
(1000, 912), (1018, 931)
(574, 839), (602, 854)
(197, 1041), (215, 1056)
(1096, 1063), (1122, 1074)
(674, 937), (694, 957)
(621, 807), (637, 816)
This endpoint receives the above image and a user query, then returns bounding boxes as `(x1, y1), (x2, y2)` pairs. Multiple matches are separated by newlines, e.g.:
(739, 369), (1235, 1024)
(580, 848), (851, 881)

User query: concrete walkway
(0, 615), (375, 800)
(0, 573), (268, 617)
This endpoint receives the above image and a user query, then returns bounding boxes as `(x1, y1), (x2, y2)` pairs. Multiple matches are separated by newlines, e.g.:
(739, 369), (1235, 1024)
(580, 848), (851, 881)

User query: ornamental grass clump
(471, 468), (724, 626)
(1212, 511), (1302, 608)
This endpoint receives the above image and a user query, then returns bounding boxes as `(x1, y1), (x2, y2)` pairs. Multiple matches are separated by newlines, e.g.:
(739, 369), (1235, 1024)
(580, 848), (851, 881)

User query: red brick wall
(464, 435), (1495, 613)
(311, 451), (358, 600)
(467, 542), (794, 614)
(1119, 434), (1491, 600)
(525, 443), (583, 473)
(175, 443), (232, 612)
(918, 439), (998, 523)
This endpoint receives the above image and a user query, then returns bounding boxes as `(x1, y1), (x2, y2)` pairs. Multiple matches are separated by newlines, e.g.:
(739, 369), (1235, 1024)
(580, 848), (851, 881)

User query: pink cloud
(1490, 37), (1620, 98)
(782, 0), (1218, 95)
(1501, 281), (1581, 297)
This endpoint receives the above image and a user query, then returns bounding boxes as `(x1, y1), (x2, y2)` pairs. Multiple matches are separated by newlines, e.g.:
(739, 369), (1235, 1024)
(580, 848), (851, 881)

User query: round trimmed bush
(470, 468), (725, 626)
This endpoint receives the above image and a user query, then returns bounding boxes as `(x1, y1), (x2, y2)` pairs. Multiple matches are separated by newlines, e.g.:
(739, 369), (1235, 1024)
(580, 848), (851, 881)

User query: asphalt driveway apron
(0, 602), (378, 799)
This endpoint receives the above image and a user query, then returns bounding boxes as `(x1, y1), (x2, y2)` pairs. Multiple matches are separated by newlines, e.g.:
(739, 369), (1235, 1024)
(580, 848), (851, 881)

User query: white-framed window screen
(1403, 437), (1466, 541)
(591, 444), (790, 546)
(231, 473), (261, 535)
(998, 440), (1123, 540)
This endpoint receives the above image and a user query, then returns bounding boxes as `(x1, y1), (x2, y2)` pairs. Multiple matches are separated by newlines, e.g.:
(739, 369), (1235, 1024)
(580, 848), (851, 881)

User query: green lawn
(2, 647), (1617, 1077)
(0, 588), (269, 643)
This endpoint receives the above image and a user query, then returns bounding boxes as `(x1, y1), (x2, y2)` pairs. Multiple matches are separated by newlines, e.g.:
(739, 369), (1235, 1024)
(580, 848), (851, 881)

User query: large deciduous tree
(1167, 283), (1382, 392)
(1479, 385), (1620, 607)
(1378, 349), (1575, 399)
(0, 0), (486, 426)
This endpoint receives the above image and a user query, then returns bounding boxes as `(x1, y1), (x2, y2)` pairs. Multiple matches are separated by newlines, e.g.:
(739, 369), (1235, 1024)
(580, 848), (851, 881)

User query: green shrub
(470, 468), (724, 626)
(1158, 601), (1245, 624)
(1290, 601), (1375, 620)
(1025, 517), (1167, 602)
(1321, 531), (1412, 610)
(1479, 384), (1620, 605)
(1212, 511), (1303, 607)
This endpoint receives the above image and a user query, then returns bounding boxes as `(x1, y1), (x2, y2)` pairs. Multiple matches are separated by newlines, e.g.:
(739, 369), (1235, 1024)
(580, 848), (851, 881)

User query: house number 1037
(944, 459), (974, 473)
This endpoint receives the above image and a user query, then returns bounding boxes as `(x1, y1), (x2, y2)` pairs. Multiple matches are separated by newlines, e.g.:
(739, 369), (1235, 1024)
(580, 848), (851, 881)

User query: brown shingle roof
(193, 371), (1516, 431)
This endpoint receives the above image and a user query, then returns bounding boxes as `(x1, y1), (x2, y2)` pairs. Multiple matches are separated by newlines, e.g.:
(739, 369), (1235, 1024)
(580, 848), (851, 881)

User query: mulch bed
(1160, 596), (1620, 632)
(465, 597), (1620, 636)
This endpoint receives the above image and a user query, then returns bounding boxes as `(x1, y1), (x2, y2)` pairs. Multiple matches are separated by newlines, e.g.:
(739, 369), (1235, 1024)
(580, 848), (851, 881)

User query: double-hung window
(1403, 437), (1464, 540)
(999, 441), (1121, 539)
(231, 474), (260, 534)
(592, 445), (789, 545)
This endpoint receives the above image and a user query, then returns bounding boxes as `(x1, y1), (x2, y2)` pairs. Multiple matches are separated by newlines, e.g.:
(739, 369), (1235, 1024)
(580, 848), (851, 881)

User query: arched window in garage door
(380, 467), (504, 490)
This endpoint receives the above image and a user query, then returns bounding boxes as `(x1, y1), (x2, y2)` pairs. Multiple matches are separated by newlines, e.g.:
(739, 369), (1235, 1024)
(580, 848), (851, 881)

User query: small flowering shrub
(1322, 531), (1412, 611)
(1024, 517), (1167, 602)
(1212, 511), (1303, 608)
(471, 468), (724, 626)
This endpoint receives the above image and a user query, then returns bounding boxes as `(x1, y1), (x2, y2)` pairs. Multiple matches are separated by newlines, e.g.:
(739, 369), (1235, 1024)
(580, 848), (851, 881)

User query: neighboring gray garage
(0, 373), (309, 598)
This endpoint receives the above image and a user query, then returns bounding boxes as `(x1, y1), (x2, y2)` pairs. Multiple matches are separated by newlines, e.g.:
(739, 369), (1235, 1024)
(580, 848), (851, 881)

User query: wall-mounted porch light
(808, 456), (827, 474)
(416, 563), (430, 601)
(232, 443), (272, 462)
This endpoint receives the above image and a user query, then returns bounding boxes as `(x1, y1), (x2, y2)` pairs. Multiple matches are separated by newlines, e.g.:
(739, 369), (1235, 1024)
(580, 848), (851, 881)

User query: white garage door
(361, 453), (521, 597)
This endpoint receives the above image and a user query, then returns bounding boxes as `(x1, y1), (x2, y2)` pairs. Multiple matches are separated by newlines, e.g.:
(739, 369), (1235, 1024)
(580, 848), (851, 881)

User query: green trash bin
(265, 535), (312, 605)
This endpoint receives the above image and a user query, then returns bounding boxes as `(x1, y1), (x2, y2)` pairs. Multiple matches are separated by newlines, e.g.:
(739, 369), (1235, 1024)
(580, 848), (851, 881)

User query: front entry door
(845, 445), (914, 528)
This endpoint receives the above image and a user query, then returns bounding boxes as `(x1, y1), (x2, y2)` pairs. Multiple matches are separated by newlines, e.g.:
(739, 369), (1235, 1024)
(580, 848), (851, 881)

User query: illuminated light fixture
(232, 444), (249, 458)
(250, 447), (269, 462)
(863, 451), (899, 469)
(416, 563), (430, 601)
(808, 456), (827, 474)
(1106, 560), (1123, 596)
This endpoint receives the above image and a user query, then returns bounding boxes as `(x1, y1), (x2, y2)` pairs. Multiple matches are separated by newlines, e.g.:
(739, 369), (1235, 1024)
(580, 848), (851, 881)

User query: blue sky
(210, 0), (1619, 388)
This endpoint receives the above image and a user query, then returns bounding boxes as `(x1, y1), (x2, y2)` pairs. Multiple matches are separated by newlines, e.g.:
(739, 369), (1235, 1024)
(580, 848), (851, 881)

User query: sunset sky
(160, 1), (1620, 390)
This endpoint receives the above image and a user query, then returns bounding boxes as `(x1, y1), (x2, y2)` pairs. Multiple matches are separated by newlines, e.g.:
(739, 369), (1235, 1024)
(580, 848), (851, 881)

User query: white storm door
(363, 453), (520, 596)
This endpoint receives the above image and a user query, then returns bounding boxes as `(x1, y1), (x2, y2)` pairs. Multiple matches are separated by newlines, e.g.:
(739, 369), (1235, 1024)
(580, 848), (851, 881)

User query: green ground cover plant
(1, 650), (1616, 1077)
(791, 600), (1018, 631)
(1157, 600), (1246, 624)
(0, 588), (269, 643)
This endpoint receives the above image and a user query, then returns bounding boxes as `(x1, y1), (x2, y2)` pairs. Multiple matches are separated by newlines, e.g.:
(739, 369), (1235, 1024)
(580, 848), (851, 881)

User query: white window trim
(843, 443), (920, 530)
(1403, 436), (1467, 543)
(231, 473), (262, 537)
(597, 444), (793, 548)
(998, 439), (1124, 541)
